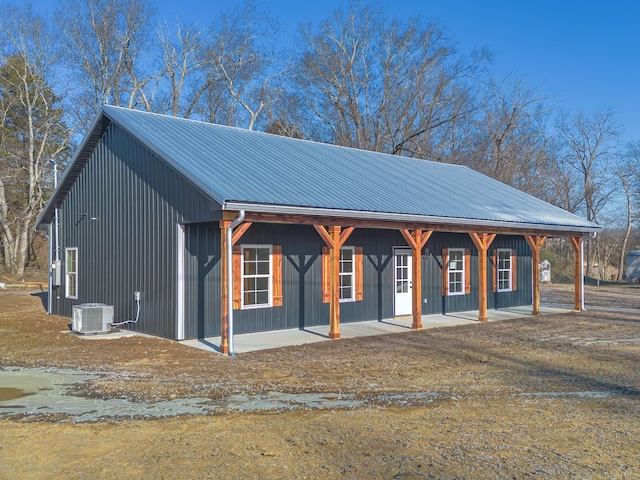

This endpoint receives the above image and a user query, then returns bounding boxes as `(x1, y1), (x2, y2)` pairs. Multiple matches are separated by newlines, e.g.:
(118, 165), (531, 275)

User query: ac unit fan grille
(72, 303), (114, 334)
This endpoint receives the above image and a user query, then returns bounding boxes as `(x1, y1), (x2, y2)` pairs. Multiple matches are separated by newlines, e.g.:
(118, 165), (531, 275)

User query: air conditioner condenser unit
(72, 303), (113, 334)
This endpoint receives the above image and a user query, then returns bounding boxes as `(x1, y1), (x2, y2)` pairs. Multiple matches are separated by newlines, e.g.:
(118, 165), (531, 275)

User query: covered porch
(219, 210), (588, 355)
(183, 304), (572, 354)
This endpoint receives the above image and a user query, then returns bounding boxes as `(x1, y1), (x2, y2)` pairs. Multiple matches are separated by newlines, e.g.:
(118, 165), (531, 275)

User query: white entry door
(394, 248), (413, 316)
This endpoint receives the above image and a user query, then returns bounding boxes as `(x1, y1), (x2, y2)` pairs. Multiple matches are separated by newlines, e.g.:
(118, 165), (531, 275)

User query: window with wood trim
(492, 248), (517, 292)
(233, 244), (283, 309)
(322, 246), (363, 303)
(442, 248), (471, 296)
(65, 247), (78, 299)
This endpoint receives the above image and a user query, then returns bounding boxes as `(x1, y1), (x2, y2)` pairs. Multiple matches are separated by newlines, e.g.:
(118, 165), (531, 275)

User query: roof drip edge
(223, 202), (600, 235)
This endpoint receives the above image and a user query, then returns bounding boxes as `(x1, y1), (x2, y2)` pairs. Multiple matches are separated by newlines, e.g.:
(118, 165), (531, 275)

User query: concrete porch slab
(180, 305), (572, 355)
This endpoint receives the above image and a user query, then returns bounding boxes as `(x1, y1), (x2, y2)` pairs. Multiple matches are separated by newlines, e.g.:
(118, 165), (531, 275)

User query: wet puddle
(2, 367), (626, 423)
(0, 367), (440, 422)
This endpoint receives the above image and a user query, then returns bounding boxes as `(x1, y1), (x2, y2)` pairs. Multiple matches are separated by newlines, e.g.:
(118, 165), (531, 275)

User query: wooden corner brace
(313, 225), (355, 339)
(399, 229), (433, 329)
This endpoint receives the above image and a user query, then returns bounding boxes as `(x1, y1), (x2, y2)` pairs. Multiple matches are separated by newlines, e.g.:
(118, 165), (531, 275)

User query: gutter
(223, 202), (600, 235)
(226, 210), (245, 356)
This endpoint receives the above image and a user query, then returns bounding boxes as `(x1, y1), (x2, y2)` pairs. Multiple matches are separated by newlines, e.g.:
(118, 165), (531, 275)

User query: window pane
(244, 277), (256, 292)
(244, 260), (256, 275)
(256, 260), (269, 275)
(68, 274), (76, 297)
(340, 286), (352, 299)
(244, 291), (256, 306)
(340, 249), (353, 274)
(256, 248), (269, 261)
(256, 277), (269, 291)
(256, 291), (269, 305)
(498, 251), (510, 269)
(66, 250), (76, 272)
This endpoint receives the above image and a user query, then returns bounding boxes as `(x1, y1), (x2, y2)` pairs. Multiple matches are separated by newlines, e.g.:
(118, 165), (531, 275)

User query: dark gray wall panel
(488, 235), (533, 310)
(52, 123), (218, 339)
(183, 222), (220, 339)
(179, 224), (535, 338)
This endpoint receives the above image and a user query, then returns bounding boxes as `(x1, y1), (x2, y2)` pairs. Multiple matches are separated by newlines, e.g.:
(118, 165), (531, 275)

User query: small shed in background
(625, 250), (640, 282)
(540, 260), (551, 283)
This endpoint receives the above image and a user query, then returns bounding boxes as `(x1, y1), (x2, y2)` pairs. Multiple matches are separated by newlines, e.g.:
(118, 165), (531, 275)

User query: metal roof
(38, 105), (599, 234)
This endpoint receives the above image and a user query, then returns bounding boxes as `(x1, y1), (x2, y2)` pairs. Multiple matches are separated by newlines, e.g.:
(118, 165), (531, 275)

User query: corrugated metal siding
(179, 224), (534, 338)
(488, 235), (532, 310)
(233, 223), (320, 333)
(53, 123), (218, 338)
(423, 233), (478, 314)
(420, 232), (532, 316)
(183, 222), (220, 338)
(180, 224), (401, 337)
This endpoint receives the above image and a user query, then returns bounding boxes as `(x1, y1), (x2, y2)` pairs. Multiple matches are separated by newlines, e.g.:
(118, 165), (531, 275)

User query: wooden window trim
(232, 245), (242, 309)
(492, 248), (498, 293)
(322, 246), (330, 303)
(272, 245), (283, 306)
(464, 248), (471, 294)
(441, 248), (449, 296)
(355, 246), (364, 301)
(511, 249), (517, 291)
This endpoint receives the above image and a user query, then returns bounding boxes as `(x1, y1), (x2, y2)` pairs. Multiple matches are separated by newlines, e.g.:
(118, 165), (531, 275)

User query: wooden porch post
(400, 229), (433, 329)
(219, 219), (231, 354)
(570, 236), (583, 311)
(329, 226), (341, 339)
(524, 235), (547, 315)
(314, 225), (355, 339)
(219, 217), (253, 354)
(469, 233), (496, 322)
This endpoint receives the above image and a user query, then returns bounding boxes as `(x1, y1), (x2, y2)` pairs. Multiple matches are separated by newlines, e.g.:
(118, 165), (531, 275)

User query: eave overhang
(223, 202), (600, 237)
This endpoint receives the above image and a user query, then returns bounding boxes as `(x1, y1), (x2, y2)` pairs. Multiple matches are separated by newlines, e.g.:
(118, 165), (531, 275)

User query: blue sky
(165, 0), (640, 142)
(33, 0), (639, 142)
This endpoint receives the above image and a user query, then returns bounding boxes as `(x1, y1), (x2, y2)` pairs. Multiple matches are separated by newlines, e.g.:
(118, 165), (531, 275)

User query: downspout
(580, 236), (585, 311)
(227, 210), (245, 356)
(47, 223), (53, 314)
(51, 159), (59, 265)
(49, 159), (60, 314)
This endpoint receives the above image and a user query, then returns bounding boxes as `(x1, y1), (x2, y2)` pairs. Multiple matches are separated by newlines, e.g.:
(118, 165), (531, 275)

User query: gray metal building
(37, 106), (599, 350)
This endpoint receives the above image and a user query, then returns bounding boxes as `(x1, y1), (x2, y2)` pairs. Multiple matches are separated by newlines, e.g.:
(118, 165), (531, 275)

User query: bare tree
(615, 142), (640, 280)
(464, 76), (555, 197)
(55, 0), (158, 126)
(290, 2), (488, 155)
(199, 1), (286, 130)
(0, 4), (70, 276)
(556, 108), (621, 275)
(156, 19), (207, 118)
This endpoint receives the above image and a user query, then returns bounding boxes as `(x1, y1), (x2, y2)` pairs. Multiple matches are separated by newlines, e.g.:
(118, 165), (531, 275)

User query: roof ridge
(100, 105), (461, 169)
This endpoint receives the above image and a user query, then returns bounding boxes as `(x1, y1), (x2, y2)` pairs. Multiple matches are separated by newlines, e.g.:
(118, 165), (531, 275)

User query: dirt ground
(1, 284), (639, 479)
